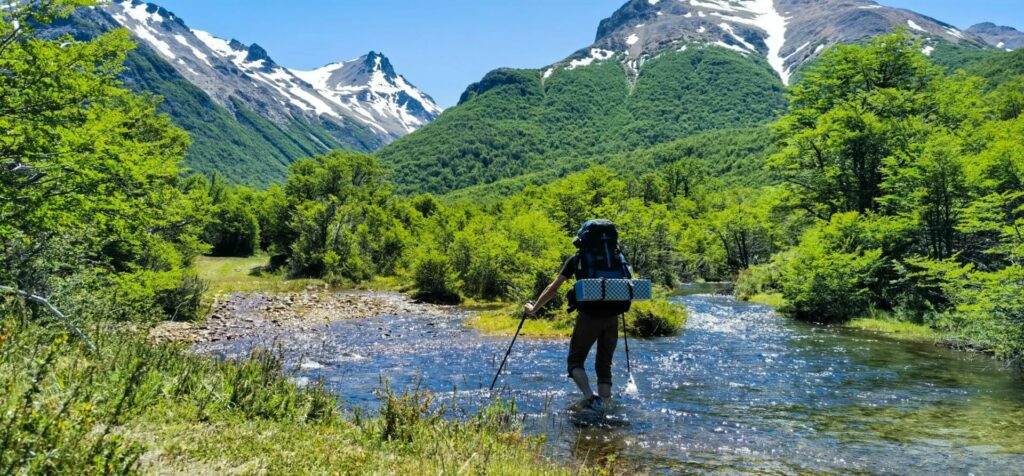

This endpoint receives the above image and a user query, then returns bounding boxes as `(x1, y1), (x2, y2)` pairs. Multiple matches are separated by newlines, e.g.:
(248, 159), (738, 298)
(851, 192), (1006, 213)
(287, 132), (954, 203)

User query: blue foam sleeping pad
(574, 279), (652, 302)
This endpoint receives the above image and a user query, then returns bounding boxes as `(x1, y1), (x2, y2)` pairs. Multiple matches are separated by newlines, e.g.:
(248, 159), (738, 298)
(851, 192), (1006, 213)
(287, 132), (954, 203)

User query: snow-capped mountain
(292, 53), (443, 136)
(968, 23), (1024, 51)
(102, 0), (440, 141)
(556, 0), (987, 85)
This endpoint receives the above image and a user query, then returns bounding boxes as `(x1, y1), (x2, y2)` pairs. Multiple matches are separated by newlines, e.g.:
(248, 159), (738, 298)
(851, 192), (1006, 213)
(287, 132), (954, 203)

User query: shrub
(734, 257), (785, 301)
(156, 271), (208, 321)
(780, 245), (883, 323)
(411, 253), (462, 304)
(623, 299), (687, 337)
(205, 194), (261, 257)
(375, 382), (438, 443)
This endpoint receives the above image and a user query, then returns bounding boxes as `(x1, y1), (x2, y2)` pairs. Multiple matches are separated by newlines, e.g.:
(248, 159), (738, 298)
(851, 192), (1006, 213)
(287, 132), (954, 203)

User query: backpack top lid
(573, 219), (618, 249)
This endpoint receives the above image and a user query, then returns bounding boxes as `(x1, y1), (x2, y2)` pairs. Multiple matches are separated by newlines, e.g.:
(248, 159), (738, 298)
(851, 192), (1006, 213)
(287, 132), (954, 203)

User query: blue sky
(153, 0), (1024, 107)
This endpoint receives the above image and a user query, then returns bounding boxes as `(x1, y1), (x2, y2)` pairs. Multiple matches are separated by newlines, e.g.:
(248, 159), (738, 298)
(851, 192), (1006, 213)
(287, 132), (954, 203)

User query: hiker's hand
(524, 302), (537, 316)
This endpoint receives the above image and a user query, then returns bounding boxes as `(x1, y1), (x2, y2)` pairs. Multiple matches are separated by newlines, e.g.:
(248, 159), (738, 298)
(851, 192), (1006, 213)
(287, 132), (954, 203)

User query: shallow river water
(198, 288), (1024, 474)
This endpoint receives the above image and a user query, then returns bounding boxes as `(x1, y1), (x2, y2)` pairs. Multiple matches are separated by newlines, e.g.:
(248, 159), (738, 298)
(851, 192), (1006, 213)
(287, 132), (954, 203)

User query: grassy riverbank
(469, 300), (689, 339)
(738, 293), (942, 343)
(469, 309), (576, 337)
(196, 255), (404, 297)
(0, 316), (579, 475)
(847, 315), (941, 343)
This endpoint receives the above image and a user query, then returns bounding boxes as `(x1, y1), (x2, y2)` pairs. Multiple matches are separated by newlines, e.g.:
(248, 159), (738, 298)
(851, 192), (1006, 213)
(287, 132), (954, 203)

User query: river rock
(148, 290), (453, 344)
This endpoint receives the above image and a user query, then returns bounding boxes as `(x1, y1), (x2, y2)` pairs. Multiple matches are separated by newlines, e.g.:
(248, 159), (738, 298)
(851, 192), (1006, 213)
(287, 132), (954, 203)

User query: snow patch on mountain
(746, 0), (791, 84)
(109, 1), (176, 59)
(968, 22), (1024, 50)
(103, 0), (439, 142)
(567, 48), (617, 70)
(290, 53), (442, 134)
(591, 0), (990, 86)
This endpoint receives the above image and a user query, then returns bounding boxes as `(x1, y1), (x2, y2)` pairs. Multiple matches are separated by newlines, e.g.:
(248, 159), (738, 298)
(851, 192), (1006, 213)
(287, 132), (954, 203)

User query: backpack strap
(575, 251), (588, 280)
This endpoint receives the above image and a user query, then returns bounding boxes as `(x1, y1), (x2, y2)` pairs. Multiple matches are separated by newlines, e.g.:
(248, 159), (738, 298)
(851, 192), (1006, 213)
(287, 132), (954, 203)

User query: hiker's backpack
(567, 219), (633, 316)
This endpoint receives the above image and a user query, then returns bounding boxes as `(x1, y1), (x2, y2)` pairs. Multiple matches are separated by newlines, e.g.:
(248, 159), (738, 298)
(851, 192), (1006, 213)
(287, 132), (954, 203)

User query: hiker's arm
(525, 275), (567, 316)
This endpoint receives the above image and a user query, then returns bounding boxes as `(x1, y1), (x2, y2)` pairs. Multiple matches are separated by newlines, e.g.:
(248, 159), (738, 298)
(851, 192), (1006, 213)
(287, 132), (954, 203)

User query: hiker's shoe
(587, 396), (604, 412)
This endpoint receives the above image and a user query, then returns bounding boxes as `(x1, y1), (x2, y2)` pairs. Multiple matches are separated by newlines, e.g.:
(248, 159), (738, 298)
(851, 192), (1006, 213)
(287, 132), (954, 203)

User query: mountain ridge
(46, 0), (443, 185)
(968, 22), (1024, 51)
(102, 0), (441, 141)
(576, 0), (987, 85)
(378, 0), (1001, 197)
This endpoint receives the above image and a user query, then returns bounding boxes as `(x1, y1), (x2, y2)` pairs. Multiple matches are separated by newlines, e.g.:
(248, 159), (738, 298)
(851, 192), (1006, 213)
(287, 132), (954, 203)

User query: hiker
(524, 219), (633, 411)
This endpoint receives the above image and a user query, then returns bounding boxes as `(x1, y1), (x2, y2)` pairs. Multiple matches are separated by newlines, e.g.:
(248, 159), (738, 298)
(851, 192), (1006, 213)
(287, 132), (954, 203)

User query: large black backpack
(568, 220), (633, 316)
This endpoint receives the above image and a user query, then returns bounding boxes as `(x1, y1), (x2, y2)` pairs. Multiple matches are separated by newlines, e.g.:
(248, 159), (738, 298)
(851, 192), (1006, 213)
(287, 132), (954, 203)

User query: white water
(623, 373), (640, 397)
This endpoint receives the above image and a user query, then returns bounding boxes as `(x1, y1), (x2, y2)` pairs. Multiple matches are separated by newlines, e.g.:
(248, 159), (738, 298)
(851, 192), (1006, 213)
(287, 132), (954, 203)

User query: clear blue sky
(152, 0), (1024, 108)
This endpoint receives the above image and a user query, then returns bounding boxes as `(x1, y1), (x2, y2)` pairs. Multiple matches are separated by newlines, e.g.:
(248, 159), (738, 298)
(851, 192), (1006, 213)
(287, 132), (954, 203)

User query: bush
(375, 382), (438, 443)
(156, 271), (208, 321)
(411, 253), (462, 304)
(780, 245), (883, 323)
(623, 299), (687, 337)
(734, 257), (785, 301)
(205, 194), (261, 257)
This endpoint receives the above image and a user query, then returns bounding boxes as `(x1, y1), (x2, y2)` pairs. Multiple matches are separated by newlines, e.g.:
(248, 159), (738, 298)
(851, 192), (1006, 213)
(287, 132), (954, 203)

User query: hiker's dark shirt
(559, 255), (579, 280)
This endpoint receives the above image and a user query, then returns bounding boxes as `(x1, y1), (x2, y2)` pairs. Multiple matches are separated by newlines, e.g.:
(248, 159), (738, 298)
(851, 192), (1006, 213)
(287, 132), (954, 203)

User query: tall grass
(0, 308), (576, 474)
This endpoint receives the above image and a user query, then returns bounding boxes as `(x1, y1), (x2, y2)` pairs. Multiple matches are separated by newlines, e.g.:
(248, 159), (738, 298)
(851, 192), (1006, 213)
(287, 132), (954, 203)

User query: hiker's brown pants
(566, 312), (618, 385)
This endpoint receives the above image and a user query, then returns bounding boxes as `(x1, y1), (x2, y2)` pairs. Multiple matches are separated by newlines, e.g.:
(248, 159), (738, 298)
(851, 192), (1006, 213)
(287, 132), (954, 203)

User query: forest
(216, 33), (1023, 361)
(2, 0), (1023, 473)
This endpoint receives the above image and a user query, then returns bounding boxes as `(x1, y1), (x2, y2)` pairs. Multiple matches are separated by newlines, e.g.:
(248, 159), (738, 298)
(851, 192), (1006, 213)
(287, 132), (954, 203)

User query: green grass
(847, 316), (941, 343)
(0, 313), (580, 475)
(195, 255), (404, 298)
(737, 292), (943, 343)
(194, 255), (322, 296)
(737, 292), (942, 343)
(844, 309), (943, 343)
(468, 300), (688, 339)
(469, 307), (576, 338)
(743, 293), (787, 308)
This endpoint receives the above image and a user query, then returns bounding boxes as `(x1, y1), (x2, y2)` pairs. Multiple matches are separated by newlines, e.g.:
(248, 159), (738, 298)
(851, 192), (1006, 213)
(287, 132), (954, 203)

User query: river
(197, 288), (1024, 474)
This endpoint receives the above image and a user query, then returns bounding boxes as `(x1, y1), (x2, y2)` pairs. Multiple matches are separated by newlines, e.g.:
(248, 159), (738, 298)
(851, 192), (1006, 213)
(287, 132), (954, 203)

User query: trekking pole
(489, 306), (529, 392)
(621, 314), (631, 374)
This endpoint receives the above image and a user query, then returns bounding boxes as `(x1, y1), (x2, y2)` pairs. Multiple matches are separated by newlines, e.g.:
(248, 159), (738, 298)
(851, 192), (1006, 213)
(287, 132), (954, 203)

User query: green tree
(770, 32), (944, 218)
(273, 151), (412, 284)
(1, 1), (210, 321)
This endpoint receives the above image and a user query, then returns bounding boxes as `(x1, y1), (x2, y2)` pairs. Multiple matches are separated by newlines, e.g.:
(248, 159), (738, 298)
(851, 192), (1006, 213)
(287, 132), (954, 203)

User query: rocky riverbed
(149, 290), (452, 344)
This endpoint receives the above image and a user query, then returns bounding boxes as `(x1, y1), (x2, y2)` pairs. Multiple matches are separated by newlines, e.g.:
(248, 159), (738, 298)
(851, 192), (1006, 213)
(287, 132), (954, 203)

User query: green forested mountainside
(377, 47), (787, 195)
(913, 42), (1000, 73)
(444, 127), (776, 203)
(50, 14), (379, 187)
(122, 48), (347, 186)
(968, 48), (1024, 87)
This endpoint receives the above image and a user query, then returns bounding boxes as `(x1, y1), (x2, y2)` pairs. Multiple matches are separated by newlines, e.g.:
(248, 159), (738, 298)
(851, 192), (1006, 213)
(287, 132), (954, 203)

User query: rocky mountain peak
(967, 22), (1024, 50)
(580, 0), (986, 85)
(364, 51), (398, 79)
(290, 52), (443, 135)
(245, 43), (274, 65)
(95, 0), (440, 143)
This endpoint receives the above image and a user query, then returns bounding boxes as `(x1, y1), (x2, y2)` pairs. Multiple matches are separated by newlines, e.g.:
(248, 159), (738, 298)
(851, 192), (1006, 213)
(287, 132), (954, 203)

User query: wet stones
(149, 290), (450, 344)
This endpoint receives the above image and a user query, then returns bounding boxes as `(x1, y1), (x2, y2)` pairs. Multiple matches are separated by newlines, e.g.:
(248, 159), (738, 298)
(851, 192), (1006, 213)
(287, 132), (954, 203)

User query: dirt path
(150, 290), (451, 344)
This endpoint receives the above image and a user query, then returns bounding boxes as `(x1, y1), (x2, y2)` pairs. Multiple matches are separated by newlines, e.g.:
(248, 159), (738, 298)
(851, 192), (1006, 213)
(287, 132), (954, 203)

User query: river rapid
(196, 287), (1024, 474)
